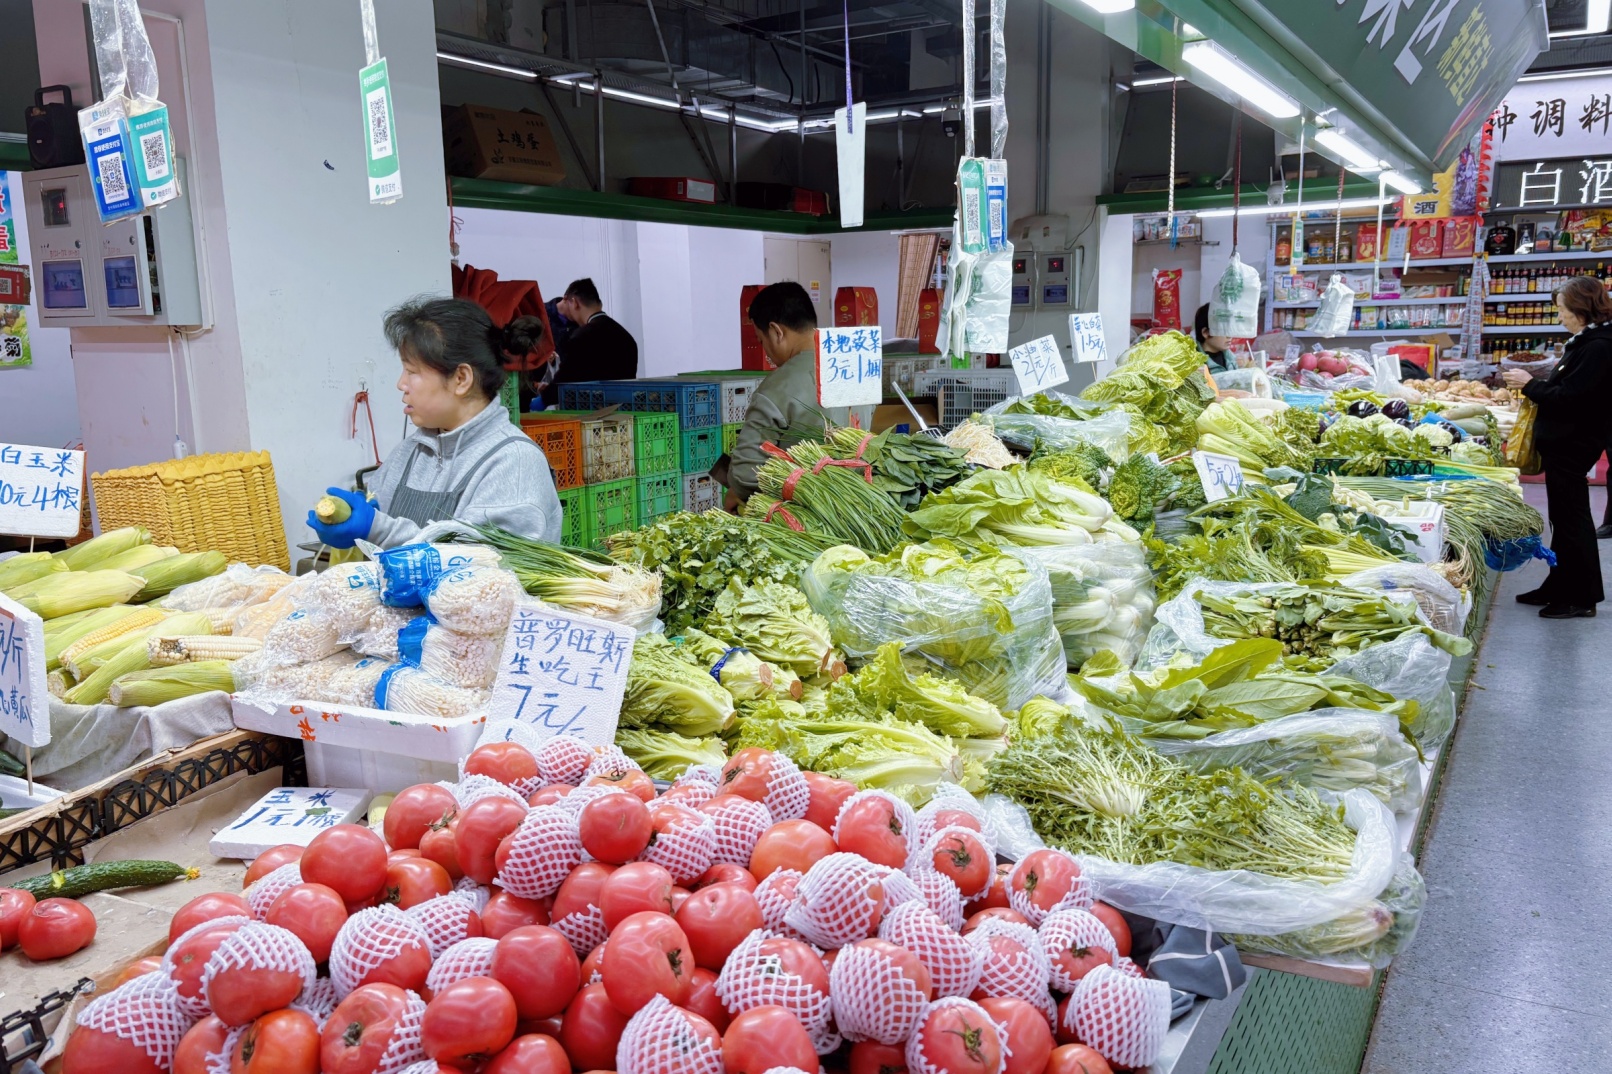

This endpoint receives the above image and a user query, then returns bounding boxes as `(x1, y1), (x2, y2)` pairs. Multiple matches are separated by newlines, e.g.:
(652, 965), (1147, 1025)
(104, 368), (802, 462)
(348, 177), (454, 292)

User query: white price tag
(209, 786), (373, 859)
(1007, 335), (1068, 395)
(1068, 312), (1108, 364)
(0, 443), (84, 539)
(0, 592), (48, 748)
(816, 327), (884, 408)
(485, 601), (634, 746)
(835, 103), (867, 229)
(1191, 450), (1245, 503)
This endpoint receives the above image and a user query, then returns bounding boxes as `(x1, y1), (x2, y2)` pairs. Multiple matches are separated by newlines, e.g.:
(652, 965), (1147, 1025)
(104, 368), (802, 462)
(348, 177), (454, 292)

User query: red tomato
(926, 829), (992, 899)
(169, 891), (251, 945)
(173, 1016), (230, 1074)
(1045, 1044), (1113, 1074)
(492, 925), (582, 1020)
(0, 888), (35, 950)
(600, 911), (693, 1015)
(244, 845), (303, 888)
(265, 883), (348, 964)
(689, 863), (756, 893)
(485, 1033), (571, 1074)
(579, 793), (653, 865)
(675, 883), (763, 970)
(979, 998), (1054, 1074)
(913, 1001), (1002, 1074)
(1049, 926), (1114, 988)
(965, 865), (1013, 916)
(801, 772), (856, 833)
(384, 783), (460, 850)
(850, 1041), (909, 1074)
(833, 795), (909, 868)
(381, 858), (453, 909)
(419, 822), (464, 882)
(168, 921), (244, 1009)
(718, 748), (776, 803)
(528, 784), (573, 808)
(345, 892), (382, 915)
(682, 967), (729, 1033)
(754, 934), (831, 998)
(422, 976), (519, 1068)
(581, 943), (606, 984)
(344, 917), (432, 994)
(388, 848), (423, 864)
(963, 908), (1028, 935)
(585, 769), (656, 803)
(599, 862), (675, 929)
(1089, 903), (1131, 958)
(62, 1025), (163, 1074)
(748, 820), (835, 880)
(550, 862), (615, 924)
(721, 1005), (818, 1074)
(1053, 996), (1078, 1047)
(930, 808), (983, 834)
(112, 956), (163, 987)
(559, 984), (631, 1071)
(466, 743), (540, 788)
(483, 890), (553, 939)
(670, 887), (691, 914)
(321, 984), (415, 1074)
(457, 798), (530, 886)
(230, 1008), (320, 1074)
(850, 938), (932, 1000)
(301, 824), (388, 904)
(206, 936), (309, 1026)
(1009, 850), (1083, 919)
(18, 898), (96, 960)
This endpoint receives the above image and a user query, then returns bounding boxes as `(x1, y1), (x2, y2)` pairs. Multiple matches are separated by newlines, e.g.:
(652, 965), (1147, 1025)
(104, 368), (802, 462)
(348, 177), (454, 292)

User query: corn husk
(53, 527), (151, 571)
(97, 544), (180, 573)
(9, 570), (145, 619)
(44, 606), (138, 669)
(109, 661), (236, 707)
(64, 611), (211, 706)
(130, 551), (229, 602)
(63, 608), (172, 679)
(0, 552), (66, 591)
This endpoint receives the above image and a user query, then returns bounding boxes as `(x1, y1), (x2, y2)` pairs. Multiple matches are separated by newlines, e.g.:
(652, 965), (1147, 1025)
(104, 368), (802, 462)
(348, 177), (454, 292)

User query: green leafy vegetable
(704, 579), (844, 681)
(616, 727), (728, 779)
(622, 634), (737, 737)
(904, 467), (1116, 546)
(824, 427), (972, 509)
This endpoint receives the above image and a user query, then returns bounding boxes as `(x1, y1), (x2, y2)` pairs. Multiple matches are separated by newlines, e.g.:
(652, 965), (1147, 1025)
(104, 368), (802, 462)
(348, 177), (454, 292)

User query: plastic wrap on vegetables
(675, 627), (803, 702)
(703, 578), (845, 682)
(375, 663), (489, 719)
(982, 394), (1133, 460)
(397, 616), (505, 689)
(1023, 543), (1156, 669)
(622, 634), (737, 736)
(1226, 853), (1426, 968)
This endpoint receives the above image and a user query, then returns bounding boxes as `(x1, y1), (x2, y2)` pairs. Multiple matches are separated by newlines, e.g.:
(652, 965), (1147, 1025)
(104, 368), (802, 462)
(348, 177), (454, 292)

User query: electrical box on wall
(22, 161), (202, 328)
(1040, 254), (1070, 307)
(1011, 255), (1031, 307)
(1008, 214), (1082, 312)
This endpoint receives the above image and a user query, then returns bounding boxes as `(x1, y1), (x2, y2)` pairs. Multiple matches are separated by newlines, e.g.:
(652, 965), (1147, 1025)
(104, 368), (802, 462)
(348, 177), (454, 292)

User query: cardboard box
(1408, 220), (1443, 259)
(835, 286), (879, 327)
(1387, 225), (1410, 261)
(1441, 217), (1477, 258)
(444, 104), (566, 186)
(1355, 223), (1380, 262)
(628, 177), (717, 204)
(872, 402), (939, 434)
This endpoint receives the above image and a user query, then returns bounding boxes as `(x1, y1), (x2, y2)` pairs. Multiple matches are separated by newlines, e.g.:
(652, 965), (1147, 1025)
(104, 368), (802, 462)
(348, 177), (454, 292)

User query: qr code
(366, 87), (392, 158)
(140, 130), (170, 181)
(98, 152), (129, 203)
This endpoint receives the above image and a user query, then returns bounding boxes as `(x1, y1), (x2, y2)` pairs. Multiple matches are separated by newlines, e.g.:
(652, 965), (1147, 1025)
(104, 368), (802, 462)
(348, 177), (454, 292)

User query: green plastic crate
(557, 485), (586, 549)
(721, 422), (743, 456)
(681, 426), (722, 475)
(582, 479), (638, 548)
(636, 473), (682, 525)
(631, 411), (680, 477)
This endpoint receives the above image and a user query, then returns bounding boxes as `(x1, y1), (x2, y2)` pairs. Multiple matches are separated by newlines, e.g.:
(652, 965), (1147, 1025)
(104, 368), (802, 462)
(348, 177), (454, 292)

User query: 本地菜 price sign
(0, 591), (47, 748)
(0, 443), (83, 539)
(1007, 335), (1068, 395)
(1192, 450), (1245, 503)
(816, 327), (883, 408)
(485, 602), (634, 746)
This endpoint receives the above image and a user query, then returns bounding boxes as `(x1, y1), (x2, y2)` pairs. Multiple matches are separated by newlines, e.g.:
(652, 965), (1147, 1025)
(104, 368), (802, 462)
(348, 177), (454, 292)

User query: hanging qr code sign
(484, 601), (634, 746)
(359, 1), (402, 203)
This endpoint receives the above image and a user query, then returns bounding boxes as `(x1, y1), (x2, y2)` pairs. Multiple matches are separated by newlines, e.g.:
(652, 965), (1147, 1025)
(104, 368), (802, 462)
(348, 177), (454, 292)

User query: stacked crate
(523, 410), (636, 547)
(675, 373), (756, 471)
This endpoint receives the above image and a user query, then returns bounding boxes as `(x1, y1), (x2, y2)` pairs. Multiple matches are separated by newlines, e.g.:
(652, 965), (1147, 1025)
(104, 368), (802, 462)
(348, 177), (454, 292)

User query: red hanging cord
(351, 389), (381, 466)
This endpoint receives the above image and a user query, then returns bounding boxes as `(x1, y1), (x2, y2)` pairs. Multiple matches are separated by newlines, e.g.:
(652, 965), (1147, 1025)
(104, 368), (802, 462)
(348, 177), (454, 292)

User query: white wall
(827, 232), (902, 339)
(0, 172), (79, 450)
(686, 227), (765, 371)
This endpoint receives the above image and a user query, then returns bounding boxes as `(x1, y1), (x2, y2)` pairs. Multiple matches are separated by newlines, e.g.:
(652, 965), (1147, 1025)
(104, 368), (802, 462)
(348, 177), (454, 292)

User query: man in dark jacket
(542, 278), (638, 406)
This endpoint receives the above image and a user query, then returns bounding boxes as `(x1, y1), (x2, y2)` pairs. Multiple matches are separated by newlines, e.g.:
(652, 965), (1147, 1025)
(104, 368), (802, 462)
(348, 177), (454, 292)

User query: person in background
(1501, 276), (1612, 618)
(1193, 303), (1234, 373)
(542, 278), (638, 406)
(518, 296), (576, 412)
(308, 296), (562, 549)
(724, 282), (846, 509)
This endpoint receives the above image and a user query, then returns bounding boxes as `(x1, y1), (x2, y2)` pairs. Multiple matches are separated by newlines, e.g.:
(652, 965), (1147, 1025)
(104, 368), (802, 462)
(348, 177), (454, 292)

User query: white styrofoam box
(681, 472), (720, 512)
(303, 742), (458, 795)
(208, 785), (373, 859)
(231, 696), (486, 765)
(0, 773), (64, 810)
(1378, 500), (1446, 564)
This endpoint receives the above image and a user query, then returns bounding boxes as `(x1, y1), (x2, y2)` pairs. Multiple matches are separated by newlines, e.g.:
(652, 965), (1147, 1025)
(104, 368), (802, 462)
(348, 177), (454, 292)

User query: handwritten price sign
(0, 591), (47, 748)
(1068, 312), (1108, 364)
(1191, 450), (1245, 503)
(816, 327), (883, 408)
(485, 601), (634, 746)
(1007, 335), (1068, 394)
(0, 443), (84, 539)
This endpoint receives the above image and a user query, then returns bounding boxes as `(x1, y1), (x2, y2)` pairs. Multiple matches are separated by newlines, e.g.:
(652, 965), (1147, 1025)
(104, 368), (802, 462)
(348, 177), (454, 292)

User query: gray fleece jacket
(727, 351), (850, 500)
(363, 400), (562, 548)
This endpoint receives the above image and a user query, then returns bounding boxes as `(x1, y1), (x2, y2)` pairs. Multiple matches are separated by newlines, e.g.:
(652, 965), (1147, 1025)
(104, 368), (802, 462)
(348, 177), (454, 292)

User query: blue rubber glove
(306, 487), (376, 549)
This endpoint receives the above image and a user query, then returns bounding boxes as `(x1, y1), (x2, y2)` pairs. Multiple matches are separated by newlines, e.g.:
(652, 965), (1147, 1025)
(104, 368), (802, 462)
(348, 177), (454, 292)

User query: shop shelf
(519, 415), (583, 490)
(1482, 325), (1568, 334)
(722, 422), (743, 456)
(560, 379), (722, 428)
(629, 410), (681, 476)
(557, 484), (586, 548)
(682, 472), (721, 513)
(674, 374), (757, 423)
(1271, 296), (1467, 308)
(636, 472), (682, 525)
(582, 478), (639, 548)
(911, 369), (1021, 428)
(680, 426), (723, 475)
(882, 354), (947, 397)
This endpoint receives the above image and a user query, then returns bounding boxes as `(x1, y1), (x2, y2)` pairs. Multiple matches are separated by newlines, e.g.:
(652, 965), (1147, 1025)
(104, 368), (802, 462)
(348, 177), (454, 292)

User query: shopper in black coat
(1502, 276), (1612, 618)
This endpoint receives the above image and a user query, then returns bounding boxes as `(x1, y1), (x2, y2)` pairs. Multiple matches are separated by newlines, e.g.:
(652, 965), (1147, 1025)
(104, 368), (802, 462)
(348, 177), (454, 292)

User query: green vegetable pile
(471, 525), (661, 628)
(704, 578), (845, 681)
(1195, 401), (1314, 472)
(1028, 442), (1112, 493)
(1318, 414), (1449, 472)
(1104, 454), (1184, 525)
(904, 467), (1121, 547)
(744, 441), (908, 553)
(674, 627), (802, 703)
(617, 726), (728, 780)
(1081, 331), (1216, 456)
(824, 427), (972, 510)
(621, 633), (736, 739)
(1189, 582), (1472, 661)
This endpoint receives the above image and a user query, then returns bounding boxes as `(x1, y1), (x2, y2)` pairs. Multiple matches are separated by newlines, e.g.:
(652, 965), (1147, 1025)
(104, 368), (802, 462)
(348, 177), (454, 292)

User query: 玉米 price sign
(1068, 312), (1108, 364)
(0, 591), (47, 748)
(1192, 450), (1245, 503)
(816, 326), (883, 408)
(0, 443), (84, 539)
(1007, 335), (1068, 395)
(485, 602), (634, 745)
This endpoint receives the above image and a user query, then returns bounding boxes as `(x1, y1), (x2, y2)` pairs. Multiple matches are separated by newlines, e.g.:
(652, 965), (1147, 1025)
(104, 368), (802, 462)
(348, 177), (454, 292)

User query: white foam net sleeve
(494, 805), (584, 898)
(583, 744), (641, 781)
(911, 825), (995, 902)
(704, 796), (774, 866)
(290, 976), (340, 1030)
(878, 900), (983, 999)
(967, 918), (1051, 1005)
(406, 892), (483, 958)
(1038, 909), (1118, 993)
(833, 790), (917, 864)
(615, 995), (723, 1074)
(640, 805), (718, 884)
(329, 905), (433, 998)
(912, 792), (1000, 865)
(1070, 964), (1171, 1070)
(753, 868), (805, 934)
(537, 734), (596, 785)
(452, 878), (491, 911)
(204, 1027), (241, 1074)
(75, 971), (194, 1070)
(905, 998), (1006, 1074)
(394, 1063), (447, 1074)
(910, 869), (965, 932)
(162, 916), (251, 1018)
(552, 904), (609, 959)
(1007, 851), (1094, 926)
(784, 853), (887, 949)
(371, 989), (429, 1074)
(426, 937), (499, 994)
(479, 717), (550, 755)
(758, 752), (811, 820)
(459, 750), (542, 799)
(201, 922), (318, 1023)
(876, 867), (921, 911)
(666, 778), (718, 810)
(245, 862), (305, 920)
(678, 764), (723, 789)
(1114, 956), (1144, 979)
(550, 783), (619, 819)
(453, 773), (531, 810)
(829, 941), (932, 1045)
(714, 929), (837, 1054)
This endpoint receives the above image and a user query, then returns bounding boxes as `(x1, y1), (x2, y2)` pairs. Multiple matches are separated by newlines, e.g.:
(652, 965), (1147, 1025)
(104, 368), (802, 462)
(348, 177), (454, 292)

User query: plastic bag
(981, 397), (1133, 460)
(1146, 709), (1424, 813)
(1209, 368), (1273, 398)
(1308, 274), (1357, 337)
(1022, 543), (1155, 669)
(376, 542), (502, 608)
(375, 663), (489, 719)
(1208, 255), (1260, 338)
(425, 566), (520, 636)
(352, 604), (427, 660)
(397, 616), (504, 689)
(159, 563), (294, 614)
(1342, 564), (1467, 636)
(1504, 399), (1543, 475)
(1226, 852), (1426, 968)
(1326, 634), (1456, 751)
(295, 561), (385, 637)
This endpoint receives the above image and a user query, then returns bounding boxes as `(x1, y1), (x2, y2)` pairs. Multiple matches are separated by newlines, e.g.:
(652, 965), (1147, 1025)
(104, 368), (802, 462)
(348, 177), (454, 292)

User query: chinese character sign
(1068, 313), (1108, 365)
(0, 443), (84, 539)
(1007, 335), (1068, 395)
(1191, 450), (1245, 504)
(486, 602), (634, 745)
(0, 593), (48, 748)
(815, 327), (883, 408)
(0, 173), (26, 371)
(209, 786), (372, 858)
(1494, 73), (1612, 161)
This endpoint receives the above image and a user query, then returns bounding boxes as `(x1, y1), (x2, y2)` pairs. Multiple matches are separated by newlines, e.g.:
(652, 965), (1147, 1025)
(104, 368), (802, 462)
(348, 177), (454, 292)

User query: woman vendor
(307, 296), (562, 549)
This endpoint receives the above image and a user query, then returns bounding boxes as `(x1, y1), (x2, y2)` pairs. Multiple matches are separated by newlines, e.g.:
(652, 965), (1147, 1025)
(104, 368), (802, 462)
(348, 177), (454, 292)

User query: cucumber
(12, 860), (197, 899)
(0, 807), (28, 821)
(0, 748), (24, 778)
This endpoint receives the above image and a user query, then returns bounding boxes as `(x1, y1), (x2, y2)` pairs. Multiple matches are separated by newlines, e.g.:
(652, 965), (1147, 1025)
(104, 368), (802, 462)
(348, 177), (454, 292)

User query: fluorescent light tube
(1313, 128), (1383, 173)
(1182, 41), (1301, 119)
(1379, 170), (1423, 195)
(1517, 66), (1612, 82)
(436, 52), (537, 80)
(601, 86), (680, 110)
(1197, 195), (1395, 218)
(1133, 75), (1184, 87)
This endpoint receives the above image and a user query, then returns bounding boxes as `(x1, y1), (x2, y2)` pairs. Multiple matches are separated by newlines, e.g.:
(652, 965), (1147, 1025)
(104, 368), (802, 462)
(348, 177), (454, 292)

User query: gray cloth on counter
(1124, 912), (1248, 1001)
(4, 692), (235, 791)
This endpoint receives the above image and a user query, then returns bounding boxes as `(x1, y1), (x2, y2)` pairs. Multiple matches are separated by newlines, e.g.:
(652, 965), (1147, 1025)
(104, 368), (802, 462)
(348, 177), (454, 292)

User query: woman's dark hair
(383, 296), (545, 400)
(1554, 276), (1612, 327)
(748, 282), (818, 332)
(1193, 303), (1212, 346)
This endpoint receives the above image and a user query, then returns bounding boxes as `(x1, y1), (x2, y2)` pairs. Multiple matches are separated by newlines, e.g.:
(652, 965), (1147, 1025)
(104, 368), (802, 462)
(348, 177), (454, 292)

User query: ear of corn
(148, 635), (262, 666)
(108, 661), (235, 707)
(44, 606), (142, 669)
(47, 670), (72, 698)
(52, 527), (152, 571)
(196, 607), (239, 634)
(64, 611), (212, 706)
(97, 544), (180, 573)
(315, 495), (352, 524)
(58, 606), (170, 678)
(130, 551), (229, 602)
(9, 570), (146, 619)
(0, 552), (66, 591)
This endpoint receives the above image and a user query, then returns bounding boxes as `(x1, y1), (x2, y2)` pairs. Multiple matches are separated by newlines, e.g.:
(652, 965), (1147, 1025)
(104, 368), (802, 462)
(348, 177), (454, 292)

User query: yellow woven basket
(91, 451), (291, 570)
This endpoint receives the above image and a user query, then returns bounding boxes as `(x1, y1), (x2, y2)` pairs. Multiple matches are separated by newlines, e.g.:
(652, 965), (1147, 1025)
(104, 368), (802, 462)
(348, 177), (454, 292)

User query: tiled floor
(1362, 485), (1612, 1072)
